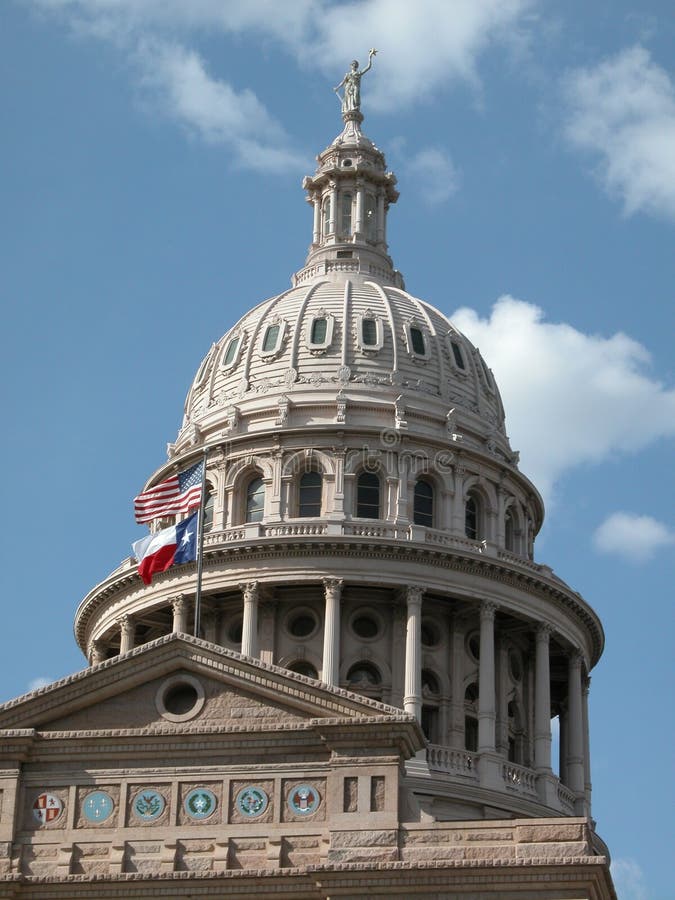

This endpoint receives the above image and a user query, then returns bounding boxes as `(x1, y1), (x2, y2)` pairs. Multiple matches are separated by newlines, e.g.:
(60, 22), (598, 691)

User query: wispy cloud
(406, 148), (460, 204)
(27, 676), (52, 692)
(562, 46), (675, 221)
(611, 857), (648, 900)
(28, 0), (538, 154)
(452, 297), (675, 501)
(593, 512), (675, 563)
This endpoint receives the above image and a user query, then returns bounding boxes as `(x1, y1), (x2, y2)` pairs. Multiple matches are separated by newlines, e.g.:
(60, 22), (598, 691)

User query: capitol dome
(75, 98), (604, 827)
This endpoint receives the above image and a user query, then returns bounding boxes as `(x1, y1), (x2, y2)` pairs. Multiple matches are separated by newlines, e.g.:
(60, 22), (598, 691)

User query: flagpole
(193, 448), (209, 638)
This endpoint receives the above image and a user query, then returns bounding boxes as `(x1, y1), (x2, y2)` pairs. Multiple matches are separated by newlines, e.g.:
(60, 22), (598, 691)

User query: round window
(351, 614), (380, 639)
(288, 611), (318, 639)
(156, 674), (205, 722)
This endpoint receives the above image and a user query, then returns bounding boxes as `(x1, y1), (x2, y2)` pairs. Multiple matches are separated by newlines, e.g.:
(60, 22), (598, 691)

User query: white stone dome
(177, 278), (511, 461)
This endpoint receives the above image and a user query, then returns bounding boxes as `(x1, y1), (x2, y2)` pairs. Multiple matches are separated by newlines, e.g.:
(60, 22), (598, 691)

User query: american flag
(134, 460), (204, 524)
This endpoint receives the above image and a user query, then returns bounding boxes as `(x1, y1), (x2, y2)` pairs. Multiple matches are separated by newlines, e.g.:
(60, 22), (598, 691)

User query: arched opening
(341, 192), (352, 236)
(202, 483), (215, 532)
(323, 196), (332, 236)
(505, 508), (515, 551)
(298, 471), (322, 518)
(287, 660), (319, 679)
(413, 479), (434, 527)
(245, 476), (265, 523)
(507, 700), (525, 764)
(465, 492), (481, 540)
(356, 471), (380, 519)
(365, 193), (376, 241)
(346, 662), (382, 700)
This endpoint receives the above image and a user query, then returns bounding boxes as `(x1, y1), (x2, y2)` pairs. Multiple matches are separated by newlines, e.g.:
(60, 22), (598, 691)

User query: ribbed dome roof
(179, 278), (507, 445)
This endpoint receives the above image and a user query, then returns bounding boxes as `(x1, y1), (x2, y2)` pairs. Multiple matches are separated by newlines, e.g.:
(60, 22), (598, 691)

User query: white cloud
(30, 0), (537, 130)
(563, 46), (675, 221)
(452, 297), (675, 501)
(137, 40), (307, 172)
(406, 148), (460, 204)
(593, 512), (675, 563)
(27, 676), (52, 692)
(611, 857), (648, 900)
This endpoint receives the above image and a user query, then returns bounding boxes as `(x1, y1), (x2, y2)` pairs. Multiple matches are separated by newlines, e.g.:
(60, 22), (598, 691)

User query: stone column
(89, 640), (106, 666)
(496, 638), (509, 756)
(118, 615), (135, 655)
(376, 190), (385, 244)
(534, 624), (552, 771)
(478, 601), (497, 753)
(567, 651), (586, 803)
(403, 587), (423, 721)
(171, 595), (189, 634)
(449, 617), (465, 748)
(355, 181), (364, 236)
(321, 578), (343, 686)
(582, 676), (592, 813)
(312, 196), (321, 244)
(240, 582), (259, 659)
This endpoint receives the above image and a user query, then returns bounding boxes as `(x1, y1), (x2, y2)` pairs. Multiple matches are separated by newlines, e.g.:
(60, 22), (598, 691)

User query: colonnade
(91, 582), (590, 813)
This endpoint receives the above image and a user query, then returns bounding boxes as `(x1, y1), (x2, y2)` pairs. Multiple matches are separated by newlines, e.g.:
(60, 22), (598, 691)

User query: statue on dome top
(334, 49), (377, 115)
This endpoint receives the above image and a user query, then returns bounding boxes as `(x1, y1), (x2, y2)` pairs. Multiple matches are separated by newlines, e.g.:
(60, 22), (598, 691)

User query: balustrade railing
(426, 745), (478, 780)
(557, 782), (577, 813)
(501, 761), (538, 796)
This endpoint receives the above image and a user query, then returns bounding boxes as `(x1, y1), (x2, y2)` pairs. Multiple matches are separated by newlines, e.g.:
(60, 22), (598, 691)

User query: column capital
(480, 600), (497, 621)
(322, 578), (343, 598)
(117, 614), (134, 636)
(239, 581), (259, 603)
(405, 586), (424, 606)
(535, 622), (553, 642)
(170, 594), (187, 613)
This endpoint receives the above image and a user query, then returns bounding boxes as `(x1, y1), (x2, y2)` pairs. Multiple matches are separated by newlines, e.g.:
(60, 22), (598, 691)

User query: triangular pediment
(0, 634), (413, 736)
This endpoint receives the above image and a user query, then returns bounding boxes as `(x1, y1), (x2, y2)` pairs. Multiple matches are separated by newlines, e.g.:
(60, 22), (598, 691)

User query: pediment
(0, 634), (407, 734)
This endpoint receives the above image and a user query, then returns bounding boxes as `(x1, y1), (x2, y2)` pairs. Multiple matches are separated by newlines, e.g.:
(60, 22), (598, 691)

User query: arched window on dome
(202, 482), (215, 532)
(365, 193), (376, 241)
(245, 476), (265, 523)
(341, 192), (353, 236)
(450, 339), (466, 370)
(504, 508), (515, 552)
(323, 196), (332, 236)
(298, 471), (322, 518)
(464, 682), (479, 752)
(413, 479), (434, 527)
(221, 334), (243, 370)
(356, 471), (380, 519)
(465, 492), (481, 541)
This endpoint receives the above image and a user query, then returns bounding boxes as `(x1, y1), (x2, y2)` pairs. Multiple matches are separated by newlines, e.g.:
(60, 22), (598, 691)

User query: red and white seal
(33, 792), (63, 825)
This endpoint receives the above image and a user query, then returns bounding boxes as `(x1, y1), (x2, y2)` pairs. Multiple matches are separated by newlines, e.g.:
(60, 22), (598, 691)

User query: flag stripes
(134, 461), (204, 524)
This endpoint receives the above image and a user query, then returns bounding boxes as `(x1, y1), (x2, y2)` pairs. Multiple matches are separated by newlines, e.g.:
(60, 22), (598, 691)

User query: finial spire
(333, 49), (377, 123)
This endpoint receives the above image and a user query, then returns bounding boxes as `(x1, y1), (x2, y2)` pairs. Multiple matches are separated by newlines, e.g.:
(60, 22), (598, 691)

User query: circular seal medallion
(288, 784), (320, 816)
(236, 786), (268, 818)
(132, 789), (165, 822)
(185, 788), (217, 821)
(83, 790), (114, 823)
(32, 793), (63, 825)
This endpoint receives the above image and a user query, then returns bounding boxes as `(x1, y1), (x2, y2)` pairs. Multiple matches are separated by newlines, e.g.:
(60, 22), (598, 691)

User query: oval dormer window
(222, 335), (240, 368)
(406, 324), (429, 358)
(261, 322), (284, 357)
(450, 340), (466, 370)
(194, 348), (213, 386)
(306, 314), (334, 352)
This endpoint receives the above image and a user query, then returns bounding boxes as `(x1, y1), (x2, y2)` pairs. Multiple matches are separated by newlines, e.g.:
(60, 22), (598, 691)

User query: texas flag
(132, 512), (198, 585)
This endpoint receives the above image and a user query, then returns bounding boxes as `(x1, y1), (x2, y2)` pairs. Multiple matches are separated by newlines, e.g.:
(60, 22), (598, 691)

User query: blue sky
(2, 2), (673, 896)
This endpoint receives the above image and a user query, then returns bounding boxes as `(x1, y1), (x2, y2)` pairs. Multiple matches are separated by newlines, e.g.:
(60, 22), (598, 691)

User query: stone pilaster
(403, 587), (423, 721)
(240, 581), (260, 659)
(583, 675), (593, 814)
(478, 601), (497, 753)
(321, 578), (343, 686)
